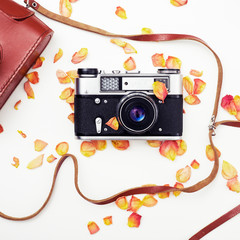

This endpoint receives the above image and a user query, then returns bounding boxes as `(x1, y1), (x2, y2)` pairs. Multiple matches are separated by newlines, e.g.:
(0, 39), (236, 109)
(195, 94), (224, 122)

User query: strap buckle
(25, 0), (30, 8)
(209, 115), (216, 136)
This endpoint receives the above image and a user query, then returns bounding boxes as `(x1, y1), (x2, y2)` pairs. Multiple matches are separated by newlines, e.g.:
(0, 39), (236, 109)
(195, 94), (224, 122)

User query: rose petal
(190, 159), (200, 169)
(227, 177), (240, 193)
(173, 182), (184, 197)
(110, 39), (127, 48)
(59, 87), (74, 100)
(47, 154), (57, 163)
(193, 79), (206, 95)
(111, 140), (129, 150)
(147, 140), (162, 148)
(159, 140), (179, 161)
(71, 48), (88, 64)
(183, 76), (193, 95)
(221, 95), (237, 115)
(56, 70), (71, 84)
(69, 103), (74, 111)
(236, 112), (240, 121)
(59, 0), (72, 17)
(87, 221), (100, 235)
(128, 196), (142, 212)
(222, 160), (238, 180)
(141, 28), (153, 34)
(34, 139), (48, 152)
(0, 124), (4, 134)
(176, 140), (187, 156)
(158, 184), (170, 199)
(128, 213), (142, 228)
(152, 53), (165, 67)
(123, 43), (137, 54)
(190, 69), (203, 77)
(12, 157), (20, 168)
(206, 145), (221, 161)
(17, 130), (27, 138)
(176, 165), (191, 183)
(54, 48), (63, 63)
(142, 195), (158, 207)
(66, 94), (74, 104)
(80, 141), (96, 157)
(184, 95), (201, 105)
(68, 113), (74, 123)
(14, 100), (21, 110)
(115, 196), (129, 210)
(91, 140), (107, 151)
(106, 117), (119, 130)
(153, 81), (168, 102)
(234, 95), (240, 112)
(27, 154), (44, 169)
(103, 216), (112, 225)
(170, 0), (188, 7)
(69, 0), (78, 2)
(115, 6), (127, 19)
(66, 70), (78, 83)
(56, 142), (69, 156)
(123, 57), (136, 71)
(24, 81), (35, 99)
(26, 71), (39, 84)
(166, 56), (182, 69)
(32, 57), (45, 69)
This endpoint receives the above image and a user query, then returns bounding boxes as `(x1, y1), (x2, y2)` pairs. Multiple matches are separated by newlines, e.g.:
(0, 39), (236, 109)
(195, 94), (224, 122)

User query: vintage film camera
(75, 68), (183, 140)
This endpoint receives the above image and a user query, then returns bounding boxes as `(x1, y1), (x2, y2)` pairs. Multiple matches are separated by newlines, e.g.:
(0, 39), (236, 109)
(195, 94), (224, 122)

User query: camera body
(75, 68), (183, 140)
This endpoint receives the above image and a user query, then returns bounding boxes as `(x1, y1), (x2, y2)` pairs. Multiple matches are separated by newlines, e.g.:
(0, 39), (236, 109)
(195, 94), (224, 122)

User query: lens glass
(129, 106), (145, 122)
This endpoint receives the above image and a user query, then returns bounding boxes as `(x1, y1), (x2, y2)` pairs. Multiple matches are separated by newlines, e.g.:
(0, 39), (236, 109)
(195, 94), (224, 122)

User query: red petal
(128, 213), (142, 228)
(115, 196), (129, 210)
(159, 140), (179, 161)
(128, 196), (142, 212)
(32, 57), (45, 69)
(221, 95), (237, 115)
(153, 81), (168, 102)
(24, 81), (35, 99)
(166, 56), (182, 69)
(14, 100), (21, 110)
(152, 53), (165, 67)
(111, 140), (129, 150)
(193, 79), (206, 95)
(87, 221), (100, 234)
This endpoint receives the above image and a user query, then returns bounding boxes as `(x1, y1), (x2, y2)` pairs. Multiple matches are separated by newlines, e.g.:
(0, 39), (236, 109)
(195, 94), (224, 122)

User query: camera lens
(129, 107), (145, 122)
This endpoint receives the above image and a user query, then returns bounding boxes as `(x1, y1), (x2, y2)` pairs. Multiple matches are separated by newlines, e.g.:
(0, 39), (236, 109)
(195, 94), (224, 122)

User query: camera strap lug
(208, 115), (216, 136)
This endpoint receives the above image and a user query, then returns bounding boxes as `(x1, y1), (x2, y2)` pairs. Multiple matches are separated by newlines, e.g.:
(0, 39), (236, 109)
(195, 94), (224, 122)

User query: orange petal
(68, 113), (74, 123)
(190, 69), (203, 77)
(24, 81), (35, 99)
(123, 57), (136, 71)
(54, 48), (63, 63)
(159, 140), (179, 161)
(0, 124), (3, 134)
(110, 39), (127, 48)
(227, 177), (240, 193)
(103, 216), (112, 225)
(234, 95), (240, 112)
(170, 0), (188, 7)
(14, 100), (21, 110)
(166, 56), (182, 69)
(71, 48), (88, 64)
(59, 0), (72, 17)
(141, 28), (153, 34)
(190, 159), (200, 169)
(115, 196), (129, 210)
(26, 71), (39, 84)
(123, 43), (137, 54)
(128, 213), (142, 228)
(32, 57), (45, 69)
(59, 87), (74, 100)
(47, 154), (57, 163)
(27, 154), (44, 169)
(183, 108), (186, 114)
(12, 157), (20, 168)
(56, 142), (69, 156)
(184, 95), (200, 105)
(87, 221), (100, 235)
(66, 70), (78, 83)
(206, 145), (221, 161)
(152, 53), (166, 67)
(222, 160), (238, 180)
(112, 140), (129, 150)
(66, 94), (74, 104)
(34, 139), (48, 152)
(221, 95), (237, 115)
(147, 140), (162, 148)
(80, 141), (96, 157)
(56, 70), (71, 84)
(158, 184), (170, 199)
(173, 182), (184, 197)
(193, 79), (206, 95)
(17, 130), (27, 138)
(91, 140), (107, 151)
(115, 6), (127, 19)
(106, 117), (119, 130)
(128, 196), (142, 212)
(153, 81), (168, 102)
(236, 112), (240, 121)
(69, 103), (74, 111)
(176, 165), (191, 183)
(176, 140), (187, 156)
(183, 76), (193, 95)
(69, 0), (78, 2)
(142, 195), (158, 207)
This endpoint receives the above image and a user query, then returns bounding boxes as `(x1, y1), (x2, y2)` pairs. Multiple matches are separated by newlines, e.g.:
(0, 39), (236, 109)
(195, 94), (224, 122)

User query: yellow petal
(115, 6), (127, 19)
(141, 28), (153, 34)
(27, 154), (44, 169)
(54, 48), (63, 63)
(222, 160), (238, 180)
(56, 142), (69, 155)
(59, 0), (72, 17)
(34, 139), (48, 152)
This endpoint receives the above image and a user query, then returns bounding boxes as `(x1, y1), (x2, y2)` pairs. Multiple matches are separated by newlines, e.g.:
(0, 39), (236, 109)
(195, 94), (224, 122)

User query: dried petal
(80, 141), (96, 157)
(68, 113), (74, 123)
(206, 145), (221, 161)
(66, 70), (78, 83)
(159, 140), (179, 161)
(123, 57), (136, 71)
(193, 79), (206, 95)
(236, 112), (240, 121)
(56, 142), (69, 156)
(222, 160), (238, 180)
(128, 213), (142, 228)
(59, 0), (72, 17)
(12, 157), (19, 168)
(190, 159), (200, 169)
(153, 81), (168, 102)
(112, 140), (129, 150)
(0, 124), (3, 133)
(147, 140), (162, 148)
(26, 72), (39, 84)
(47, 154), (57, 163)
(69, 0), (78, 2)
(103, 216), (112, 225)
(152, 53), (165, 67)
(190, 69), (203, 77)
(227, 177), (240, 193)
(234, 95), (240, 111)
(32, 57), (45, 69)
(66, 95), (74, 104)
(27, 154), (44, 169)
(176, 165), (191, 183)
(14, 100), (21, 110)
(173, 182), (184, 197)
(176, 140), (187, 156)
(110, 39), (127, 48)
(158, 184), (170, 199)
(141, 28), (153, 34)
(123, 43), (137, 54)
(166, 56), (182, 69)
(17, 130), (27, 138)
(91, 140), (107, 151)
(106, 117), (119, 130)
(221, 95), (237, 115)
(115, 6), (127, 19)
(59, 87), (74, 100)
(34, 139), (48, 152)
(184, 95), (200, 105)
(183, 76), (193, 95)
(170, 0), (188, 7)
(71, 48), (88, 64)
(54, 48), (63, 63)
(128, 196), (142, 212)
(142, 195), (158, 207)
(56, 69), (71, 84)
(183, 108), (186, 114)
(69, 103), (74, 111)
(87, 221), (100, 235)
(115, 196), (129, 210)
(24, 81), (35, 99)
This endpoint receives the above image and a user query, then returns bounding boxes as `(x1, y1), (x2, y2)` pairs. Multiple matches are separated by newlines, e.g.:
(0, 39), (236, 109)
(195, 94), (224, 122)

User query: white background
(1, 0), (240, 239)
